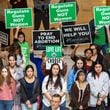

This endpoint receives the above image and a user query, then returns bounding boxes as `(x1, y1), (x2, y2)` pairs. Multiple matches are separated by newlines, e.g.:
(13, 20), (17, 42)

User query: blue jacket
(30, 53), (45, 84)
(67, 67), (77, 93)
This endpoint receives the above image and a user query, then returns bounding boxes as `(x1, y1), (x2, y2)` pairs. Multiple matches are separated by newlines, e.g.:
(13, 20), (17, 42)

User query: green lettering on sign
(49, 2), (76, 23)
(94, 6), (110, 26)
(5, 8), (33, 29)
(46, 46), (62, 58)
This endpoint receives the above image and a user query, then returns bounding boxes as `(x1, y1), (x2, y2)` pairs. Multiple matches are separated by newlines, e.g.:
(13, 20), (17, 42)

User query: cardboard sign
(33, 30), (61, 50)
(49, 2), (76, 23)
(46, 58), (63, 69)
(0, 31), (8, 46)
(94, 6), (110, 26)
(46, 46), (62, 58)
(62, 24), (91, 45)
(5, 8), (33, 28)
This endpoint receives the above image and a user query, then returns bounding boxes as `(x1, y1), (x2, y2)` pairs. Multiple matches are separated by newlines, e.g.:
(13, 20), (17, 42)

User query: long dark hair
(90, 44), (101, 55)
(46, 63), (62, 90)
(91, 62), (104, 79)
(0, 66), (13, 87)
(9, 42), (22, 58)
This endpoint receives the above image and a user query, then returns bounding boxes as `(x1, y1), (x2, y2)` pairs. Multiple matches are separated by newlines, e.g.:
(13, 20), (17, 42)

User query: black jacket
(19, 77), (40, 104)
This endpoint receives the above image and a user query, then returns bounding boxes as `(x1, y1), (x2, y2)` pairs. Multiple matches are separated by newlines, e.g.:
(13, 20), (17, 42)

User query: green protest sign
(49, 2), (76, 23)
(46, 46), (62, 58)
(5, 8), (33, 28)
(94, 6), (110, 26)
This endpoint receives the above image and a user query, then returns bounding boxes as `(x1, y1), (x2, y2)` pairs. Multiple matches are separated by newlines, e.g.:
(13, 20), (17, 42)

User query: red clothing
(0, 80), (16, 100)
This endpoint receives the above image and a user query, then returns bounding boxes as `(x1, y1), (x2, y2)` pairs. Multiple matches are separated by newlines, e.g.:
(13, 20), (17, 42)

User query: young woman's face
(26, 68), (34, 79)
(76, 59), (84, 69)
(85, 50), (93, 60)
(15, 48), (20, 55)
(95, 64), (102, 74)
(1, 68), (8, 78)
(8, 56), (16, 67)
(52, 65), (60, 76)
(78, 72), (85, 82)
(18, 34), (24, 42)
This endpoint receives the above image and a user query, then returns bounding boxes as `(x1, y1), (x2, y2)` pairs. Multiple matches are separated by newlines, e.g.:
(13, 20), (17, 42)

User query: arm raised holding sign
(71, 44), (80, 62)
(13, 27), (30, 68)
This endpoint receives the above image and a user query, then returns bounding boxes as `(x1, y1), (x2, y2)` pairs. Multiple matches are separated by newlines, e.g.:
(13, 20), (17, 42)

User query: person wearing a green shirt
(14, 27), (30, 68)
(89, 19), (108, 55)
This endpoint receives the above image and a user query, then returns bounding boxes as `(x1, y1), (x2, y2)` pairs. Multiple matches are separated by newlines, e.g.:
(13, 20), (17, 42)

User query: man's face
(51, 97), (60, 110)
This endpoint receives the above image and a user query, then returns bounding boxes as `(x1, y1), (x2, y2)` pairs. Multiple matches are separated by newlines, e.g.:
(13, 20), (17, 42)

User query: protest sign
(49, 2), (76, 23)
(33, 30), (61, 50)
(5, 8), (33, 28)
(46, 58), (63, 69)
(62, 24), (91, 45)
(94, 6), (110, 26)
(0, 31), (8, 46)
(46, 46), (62, 58)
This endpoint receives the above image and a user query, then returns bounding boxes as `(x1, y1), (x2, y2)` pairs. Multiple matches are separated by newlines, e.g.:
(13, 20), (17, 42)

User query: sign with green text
(49, 2), (76, 23)
(94, 6), (110, 26)
(46, 46), (62, 58)
(5, 8), (33, 28)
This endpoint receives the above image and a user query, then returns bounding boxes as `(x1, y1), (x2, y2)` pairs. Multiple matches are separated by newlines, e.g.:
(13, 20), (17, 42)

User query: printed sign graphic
(49, 2), (76, 23)
(94, 6), (110, 26)
(5, 8), (33, 28)
(62, 24), (91, 45)
(33, 30), (61, 50)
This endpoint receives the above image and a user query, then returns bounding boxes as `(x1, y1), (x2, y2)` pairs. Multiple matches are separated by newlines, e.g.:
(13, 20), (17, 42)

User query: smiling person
(0, 66), (16, 110)
(19, 65), (40, 110)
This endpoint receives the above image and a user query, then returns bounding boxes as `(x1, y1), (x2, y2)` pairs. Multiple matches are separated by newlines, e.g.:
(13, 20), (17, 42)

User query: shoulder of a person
(87, 72), (92, 77)
(35, 77), (40, 82)
(25, 42), (29, 45)
(11, 78), (16, 85)
(19, 77), (25, 84)
(69, 67), (75, 74)
(16, 66), (23, 71)
(60, 76), (66, 83)
(43, 75), (49, 81)
(101, 71), (109, 77)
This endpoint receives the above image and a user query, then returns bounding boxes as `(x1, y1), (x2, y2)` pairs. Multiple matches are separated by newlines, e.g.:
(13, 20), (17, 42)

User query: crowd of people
(0, 0), (110, 110)
(0, 29), (110, 110)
